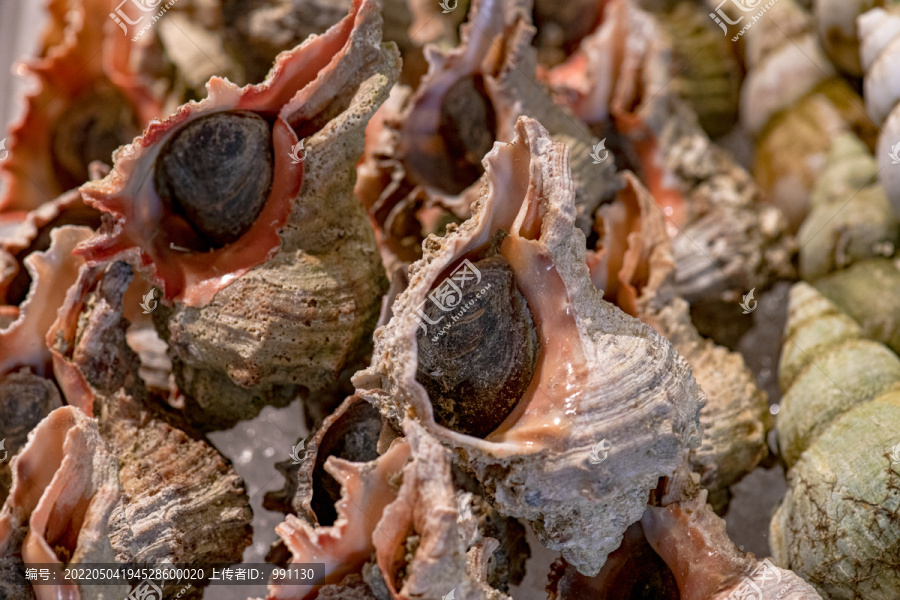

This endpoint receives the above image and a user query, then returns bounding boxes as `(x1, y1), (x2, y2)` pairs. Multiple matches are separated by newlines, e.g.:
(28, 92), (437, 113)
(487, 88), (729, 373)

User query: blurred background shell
(860, 4), (900, 219)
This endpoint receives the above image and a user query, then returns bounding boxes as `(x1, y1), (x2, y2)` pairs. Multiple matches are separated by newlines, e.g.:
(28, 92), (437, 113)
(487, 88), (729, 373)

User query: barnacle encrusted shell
(354, 117), (703, 575)
(859, 5), (900, 217)
(771, 282), (900, 598)
(45, 261), (253, 571)
(79, 0), (399, 429)
(0, 406), (128, 600)
(0, 0), (162, 212)
(797, 133), (898, 280)
(643, 493), (822, 599)
(588, 173), (769, 510)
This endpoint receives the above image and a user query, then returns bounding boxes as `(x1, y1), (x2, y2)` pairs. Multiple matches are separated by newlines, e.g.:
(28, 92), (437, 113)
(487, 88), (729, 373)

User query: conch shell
(0, 0), (162, 213)
(0, 226), (92, 384)
(44, 260), (253, 573)
(79, 0), (399, 429)
(588, 173), (769, 510)
(813, 0), (882, 76)
(269, 415), (517, 600)
(356, 0), (618, 269)
(354, 117), (703, 575)
(859, 5), (900, 218)
(0, 406), (127, 600)
(771, 282), (900, 598)
(547, 0), (793, 309)
(797, 133), (899, 281)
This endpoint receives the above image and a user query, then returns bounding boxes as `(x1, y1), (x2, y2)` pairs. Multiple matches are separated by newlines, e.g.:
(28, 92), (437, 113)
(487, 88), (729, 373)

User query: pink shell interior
(546, 0), (686, 226)
(0, 406), (119, 600)
(269, 440), (411, 600)
(78, 0), (377, 306)
(586, 173), (673, 317)
(0, 0), (162, 213)
(0, 226), (92, 380)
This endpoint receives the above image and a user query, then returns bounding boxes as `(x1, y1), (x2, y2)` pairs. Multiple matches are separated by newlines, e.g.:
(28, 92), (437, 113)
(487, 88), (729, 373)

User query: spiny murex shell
(353, 117), (704, 575)
(80, 0), (400, 429)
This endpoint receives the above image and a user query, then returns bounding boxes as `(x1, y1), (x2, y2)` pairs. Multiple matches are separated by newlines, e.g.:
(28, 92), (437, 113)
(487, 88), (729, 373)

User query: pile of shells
(1, 0), (899, 598)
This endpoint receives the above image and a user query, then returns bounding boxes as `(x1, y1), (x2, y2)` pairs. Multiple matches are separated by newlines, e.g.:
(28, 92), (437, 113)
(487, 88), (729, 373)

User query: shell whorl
(860, 6), (900, 218)
(771, 281), (900, 597)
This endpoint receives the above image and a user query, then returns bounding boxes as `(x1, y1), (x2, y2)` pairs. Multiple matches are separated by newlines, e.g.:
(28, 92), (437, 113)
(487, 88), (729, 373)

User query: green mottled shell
(771, 392), (900, 599)
(798, 134), (899, 280)
(814, 258), (900, 355)
(779, 281), (864, 391)
(778, 338), (900, 466)
(774, 282), (900, 598)
(779, 283), (900, 465)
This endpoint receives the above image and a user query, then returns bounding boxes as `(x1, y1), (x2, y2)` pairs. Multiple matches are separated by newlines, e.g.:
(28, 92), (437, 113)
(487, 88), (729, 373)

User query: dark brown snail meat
(415, 254), (539, 438)
(404, 75), (497, 196)
(154, 110), (274, 248)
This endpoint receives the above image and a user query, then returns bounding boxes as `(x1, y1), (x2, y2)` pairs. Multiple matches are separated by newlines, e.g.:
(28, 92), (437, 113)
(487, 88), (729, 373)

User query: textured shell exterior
(797, 134), (899, 280)
(0, 406), (127, 600)
(588, 174), (769, 508)
(739, 0), (881, 232)
(813, 258), (900, 355)
(859, 6), (900, 217)
(547, 0), (793, 305)
(654, 1), (744, 138)
(373, 420), (511, 600)
(43, 260), (253, 570)
(81, 0), (398, 429)
(771, 282), (900, 598)
(659, 110), (794, 305)
(357, 0), (617, 269)
(753, 78), (877, 232)
(0, 0), (162, 212)
(643, 493), (822, 600)
(354, 117), (704, 575)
